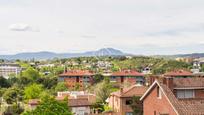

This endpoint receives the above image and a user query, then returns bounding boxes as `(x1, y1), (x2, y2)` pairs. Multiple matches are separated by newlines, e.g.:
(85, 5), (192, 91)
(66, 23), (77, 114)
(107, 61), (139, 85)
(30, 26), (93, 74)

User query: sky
(1, 0), (204, 55)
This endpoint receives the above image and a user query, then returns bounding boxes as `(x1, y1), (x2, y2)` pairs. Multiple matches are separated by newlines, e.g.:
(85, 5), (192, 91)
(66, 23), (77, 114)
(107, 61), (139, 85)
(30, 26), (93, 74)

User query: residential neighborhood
(0, 56), (204, 115)
(1, 0), (204, 115)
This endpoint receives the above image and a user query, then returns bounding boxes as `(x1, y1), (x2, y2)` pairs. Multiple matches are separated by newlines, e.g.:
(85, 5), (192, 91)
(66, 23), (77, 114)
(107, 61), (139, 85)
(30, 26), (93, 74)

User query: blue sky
(0, 0), (204, 55)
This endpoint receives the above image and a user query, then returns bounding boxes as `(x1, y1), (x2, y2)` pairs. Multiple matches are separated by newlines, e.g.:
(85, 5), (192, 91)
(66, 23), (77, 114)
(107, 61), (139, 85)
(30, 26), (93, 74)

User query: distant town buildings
(175, 57), (194, 63)
(0, 63), (22, 78)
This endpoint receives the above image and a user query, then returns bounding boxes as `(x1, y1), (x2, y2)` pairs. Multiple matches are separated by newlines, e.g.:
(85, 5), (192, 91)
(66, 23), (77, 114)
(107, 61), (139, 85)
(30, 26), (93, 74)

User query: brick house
(164, 70), (193, 78)
(110, 70), (145, 85)
(140, 77), (204, 115)
(58, 70), (95, 90)
(108, 85), (148, 115)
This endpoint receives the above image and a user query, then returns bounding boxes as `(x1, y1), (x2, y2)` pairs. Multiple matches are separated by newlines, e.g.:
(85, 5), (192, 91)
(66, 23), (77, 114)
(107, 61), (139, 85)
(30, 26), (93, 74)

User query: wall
(143, 86), (177, 115)
(195, 89), (204, 98)
(71, 106), (90, 115)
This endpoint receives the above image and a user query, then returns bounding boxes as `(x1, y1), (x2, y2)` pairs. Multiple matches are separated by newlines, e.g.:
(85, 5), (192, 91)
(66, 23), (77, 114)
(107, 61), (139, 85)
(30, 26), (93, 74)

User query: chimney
(163, 77), (174, 91)
(149, 76), (157, 86)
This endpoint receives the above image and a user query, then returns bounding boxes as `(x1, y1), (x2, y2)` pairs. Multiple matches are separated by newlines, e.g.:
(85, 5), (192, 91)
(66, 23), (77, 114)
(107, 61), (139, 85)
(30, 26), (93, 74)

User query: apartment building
(110, 70), (145, 85)
(0, 63), (22, 78)
(58, 70), (95, 90)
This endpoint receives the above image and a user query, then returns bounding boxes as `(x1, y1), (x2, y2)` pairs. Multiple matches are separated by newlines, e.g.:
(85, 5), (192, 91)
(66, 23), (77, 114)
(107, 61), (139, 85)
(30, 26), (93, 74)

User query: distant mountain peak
(93, 48), (124, 56)
(0, 48), (127, 60)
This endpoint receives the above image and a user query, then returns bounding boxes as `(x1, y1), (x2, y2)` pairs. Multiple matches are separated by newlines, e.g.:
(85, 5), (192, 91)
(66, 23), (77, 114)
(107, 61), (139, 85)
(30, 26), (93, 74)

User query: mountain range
(1, 47), (204, 60)
(0, 48), (127, 60)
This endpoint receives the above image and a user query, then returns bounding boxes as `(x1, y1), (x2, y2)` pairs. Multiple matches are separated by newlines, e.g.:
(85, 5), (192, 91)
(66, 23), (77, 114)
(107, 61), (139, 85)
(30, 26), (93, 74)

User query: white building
(0, 63), (22, 78)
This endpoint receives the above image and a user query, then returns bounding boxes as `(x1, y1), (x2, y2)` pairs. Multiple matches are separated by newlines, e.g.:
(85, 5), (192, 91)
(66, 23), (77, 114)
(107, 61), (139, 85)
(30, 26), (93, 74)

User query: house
(0, 63), (22, 78)
(164, 70), (193, 78)
(28, 99), (40, 110)
(140, 77), (204, 115)
(56, 91), (96, 104)
(110, 70), (145, 85)
(56, 91), (95, 115)
(58, 70), (95, 90)
(108, 85), (148, 115)
(69, 99), (92, 115)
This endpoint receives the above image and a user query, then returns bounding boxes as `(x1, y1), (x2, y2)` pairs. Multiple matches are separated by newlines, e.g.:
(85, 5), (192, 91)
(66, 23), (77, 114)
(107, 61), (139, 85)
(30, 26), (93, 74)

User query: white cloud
(8, 23), (40, 32)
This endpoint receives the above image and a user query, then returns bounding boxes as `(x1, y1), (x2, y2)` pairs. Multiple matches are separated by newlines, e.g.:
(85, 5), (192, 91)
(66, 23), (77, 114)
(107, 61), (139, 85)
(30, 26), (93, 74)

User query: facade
(56, 91), (96, 103)
(110, 70), (145, 85)
(69, 99), (91, 115)
(141, 77), (204, 115)
(56, 91), (96, 115)
(108, 85), (148, 115)
(58, 70), (95, 90)
(0, 63), (22, 78)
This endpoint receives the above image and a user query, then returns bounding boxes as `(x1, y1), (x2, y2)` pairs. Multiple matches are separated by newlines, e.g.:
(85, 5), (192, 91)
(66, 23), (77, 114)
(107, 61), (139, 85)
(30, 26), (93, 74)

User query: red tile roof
(68, 99), (91, 107)
(59, 70), (95, 76)
(111, 85), (148, 97)
(111, 70), (144, 76)
(164, 70), (193, 77)
(173, 78), (204, 89)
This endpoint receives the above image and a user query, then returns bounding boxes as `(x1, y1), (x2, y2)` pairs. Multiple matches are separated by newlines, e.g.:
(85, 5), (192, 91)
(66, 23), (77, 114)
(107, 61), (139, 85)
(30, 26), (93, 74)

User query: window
(157, 86), (161, 98)
(126, 112), (133, 115)
(125, 100), (132, 105)
(176, 89), (194, 99)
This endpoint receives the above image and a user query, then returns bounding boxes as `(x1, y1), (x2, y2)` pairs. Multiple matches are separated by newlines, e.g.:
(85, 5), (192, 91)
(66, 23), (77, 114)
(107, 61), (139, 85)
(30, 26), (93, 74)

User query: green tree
(0, 76), (11, 88)
(55, 82), (68, 92)
(17, 76), (33, 87)
(3, 86), (23, 104)
(93, 74), (104, 84)
(201, 64), (204, 72)
(36, 76), (58, 89)
(24, 83), (43, 100)
(23, 96), (72, 115)
(130, 96), (143, 115)
(22, 67), (40, 81)
(95, 79), (113, 103)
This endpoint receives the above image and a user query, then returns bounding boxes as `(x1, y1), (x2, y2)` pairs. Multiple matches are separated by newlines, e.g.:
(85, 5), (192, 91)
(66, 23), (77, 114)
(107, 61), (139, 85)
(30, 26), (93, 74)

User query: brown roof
(68, 99), (91, 107)
(164, 70), (193, 77)
(59, 70), (95, 77)
(111, 85), (148, 97)
(141, 81), (204, 114)
(111, 70), (144, 76)
(173, 78), (204, 89)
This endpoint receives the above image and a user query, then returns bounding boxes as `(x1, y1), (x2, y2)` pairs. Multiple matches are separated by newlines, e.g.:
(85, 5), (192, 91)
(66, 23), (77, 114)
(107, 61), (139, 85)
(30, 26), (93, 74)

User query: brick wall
(195, 89), (204, 98)
(143, 86), (177, 115)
